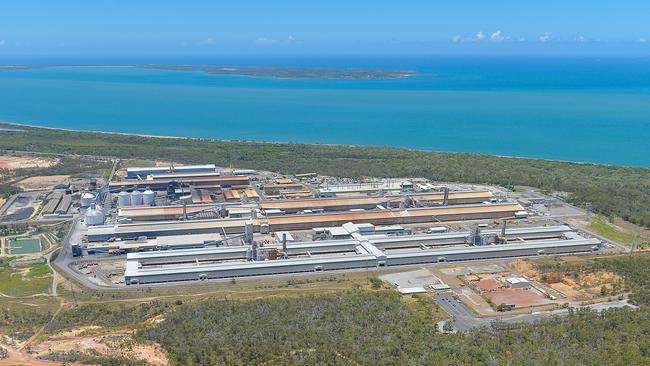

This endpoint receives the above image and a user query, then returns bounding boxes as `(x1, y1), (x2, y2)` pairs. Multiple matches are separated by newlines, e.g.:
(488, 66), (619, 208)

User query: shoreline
(0, 120), (637, 169)
(0, 64), (416, 80)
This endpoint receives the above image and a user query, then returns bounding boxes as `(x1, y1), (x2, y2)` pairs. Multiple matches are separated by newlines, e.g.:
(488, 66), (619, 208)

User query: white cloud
(490, 31), (503, 42)
(574, 35), (585, 42)
(451, 35), (462, 43)
(476, 31), (485, 41)
(538, 32), (552, 42)
(640, 37), (647, 43)
(198, 37), (217, 46)
(256, 37), (277, 45)
(256, 36), (298, 45)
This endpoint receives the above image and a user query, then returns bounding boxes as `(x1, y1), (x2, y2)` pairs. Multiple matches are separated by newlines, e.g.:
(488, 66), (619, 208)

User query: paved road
(434, 295), (637, 332)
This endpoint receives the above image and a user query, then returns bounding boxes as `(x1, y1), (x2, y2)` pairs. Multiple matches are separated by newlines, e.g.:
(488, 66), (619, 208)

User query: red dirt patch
(484, 288), (552, 308)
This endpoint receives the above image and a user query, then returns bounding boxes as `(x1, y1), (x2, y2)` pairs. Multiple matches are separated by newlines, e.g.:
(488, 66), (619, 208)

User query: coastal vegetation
(137, 254), (650, 365)
(1, 123), (649, 228)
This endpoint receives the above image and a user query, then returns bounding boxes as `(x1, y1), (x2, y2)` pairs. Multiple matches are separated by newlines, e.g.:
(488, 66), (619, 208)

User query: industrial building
(126, 164), (217, 179)
(86, 202), (525, 242)
(123, 236), (601, 285)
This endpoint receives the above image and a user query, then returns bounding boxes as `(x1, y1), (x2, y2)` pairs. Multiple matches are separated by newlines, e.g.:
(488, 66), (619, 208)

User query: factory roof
(262, 202), (524, 226)
(480, 225), (572, 235)
(125, 253), (378, 278)
(127, 245), (249, 260)
(127, 164), (216, 174)
(94, 202), (525, 238)
(109, 175), (250, 188)
(385, 238), (600, 259)
(409, 190), (494, 201)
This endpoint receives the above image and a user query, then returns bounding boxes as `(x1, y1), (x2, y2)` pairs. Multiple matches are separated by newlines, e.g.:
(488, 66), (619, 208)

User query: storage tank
(80, 192), (95, 207)
(143, 189), (155, 206)
(131, 190), (143, 206)
(118, 190), (131, 206)
(85, 206), (105, 226)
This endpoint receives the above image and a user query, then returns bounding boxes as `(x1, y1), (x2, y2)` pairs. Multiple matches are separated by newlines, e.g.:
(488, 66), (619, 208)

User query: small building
(505, 277), (531, 289)
(430, 283), (451, 291)
(398, 286), (427, 295)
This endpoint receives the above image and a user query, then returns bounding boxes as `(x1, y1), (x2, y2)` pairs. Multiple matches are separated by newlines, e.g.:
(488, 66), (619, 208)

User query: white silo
(118, 190), (131, 206)
(143, 189), (155, 206)
(85, 206), (105, 226)
(80, 192), (95, 207)
(131, 190), (143, 206)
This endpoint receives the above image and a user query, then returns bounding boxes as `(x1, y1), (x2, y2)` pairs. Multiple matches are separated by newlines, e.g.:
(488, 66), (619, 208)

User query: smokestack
(443, 187), (449, 206)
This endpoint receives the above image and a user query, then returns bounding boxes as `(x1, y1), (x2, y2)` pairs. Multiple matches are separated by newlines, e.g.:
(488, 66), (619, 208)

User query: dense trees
(140, 290), (649, 366)
(2, 123), (649, 227)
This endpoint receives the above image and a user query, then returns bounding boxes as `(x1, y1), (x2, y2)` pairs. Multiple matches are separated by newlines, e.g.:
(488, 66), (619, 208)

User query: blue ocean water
(0, 55), (649, 167)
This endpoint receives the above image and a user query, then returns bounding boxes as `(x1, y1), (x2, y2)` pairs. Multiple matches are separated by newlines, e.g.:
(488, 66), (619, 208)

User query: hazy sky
(1, 1), (649, 56)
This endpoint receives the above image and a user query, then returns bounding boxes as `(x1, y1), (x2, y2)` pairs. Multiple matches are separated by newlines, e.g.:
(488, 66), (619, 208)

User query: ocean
(0, 55), (649, 167)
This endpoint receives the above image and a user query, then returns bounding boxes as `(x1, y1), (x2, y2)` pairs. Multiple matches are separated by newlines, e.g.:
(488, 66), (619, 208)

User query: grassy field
(0, 258), (52, 297)
(588, 215), (649, 248)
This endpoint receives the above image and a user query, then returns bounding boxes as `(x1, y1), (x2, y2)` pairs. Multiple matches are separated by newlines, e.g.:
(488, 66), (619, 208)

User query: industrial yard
(41, 161), (621, 291)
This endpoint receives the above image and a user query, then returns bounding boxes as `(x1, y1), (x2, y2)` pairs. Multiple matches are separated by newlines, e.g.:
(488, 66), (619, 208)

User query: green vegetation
(0, 182), (22, 199)
(589, 215), (648, 247)
(139, 288), (650, 365)
(26, 263), (52, 278)
(46, 301), (172, 332)
(2, 123), (650, 227)
(0, 297), (58, 341)
(40, 351), (148, 366)
(0, 260), (52, 297)
(369, 276), (382, 289)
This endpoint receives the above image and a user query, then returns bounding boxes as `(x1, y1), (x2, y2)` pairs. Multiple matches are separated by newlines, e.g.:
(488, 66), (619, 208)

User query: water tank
(143, 189), (155, 206)
(80, 192), (95, 207)
(85, 206), (105, 226)
(118, 190), (131, 206)
(131, 190), (143, 206)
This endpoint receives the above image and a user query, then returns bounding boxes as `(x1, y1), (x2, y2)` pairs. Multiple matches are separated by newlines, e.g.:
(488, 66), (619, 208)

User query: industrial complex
(38, 162), (608, 287)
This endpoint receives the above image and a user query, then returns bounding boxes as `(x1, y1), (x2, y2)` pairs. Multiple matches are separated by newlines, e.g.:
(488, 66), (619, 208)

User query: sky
(1, 1), (649, 57)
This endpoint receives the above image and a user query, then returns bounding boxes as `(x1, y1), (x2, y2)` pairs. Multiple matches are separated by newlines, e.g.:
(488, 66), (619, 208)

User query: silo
(131, 190), (144, 206)
(143, 189), (155, 206)
(118, 190), (131, 206)
(85, 206), (105, 226)
(80, 192), (95, 207)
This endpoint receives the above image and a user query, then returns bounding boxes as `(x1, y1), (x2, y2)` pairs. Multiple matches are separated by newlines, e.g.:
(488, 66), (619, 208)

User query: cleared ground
(0, 155), (59, 170)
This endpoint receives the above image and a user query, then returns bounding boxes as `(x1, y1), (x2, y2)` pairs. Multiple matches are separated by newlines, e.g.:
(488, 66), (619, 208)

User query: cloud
(538, 32), (552, 42)
(640, 37), (647, 43)
(574, 35), (585, 42)
(490, 31), (503, 42)
(256, 36), (298, 45)
(198, 37), (217, 46)
(475, 31), (485, 41)
(0, 40), (5, 46)
(451, 35), (462, 43)
(256, 37), (277, 45)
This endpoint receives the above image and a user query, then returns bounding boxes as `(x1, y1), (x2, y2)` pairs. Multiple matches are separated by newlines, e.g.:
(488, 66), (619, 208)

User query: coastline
(0, 64), (416, 80)
(0, 120), (634, 169)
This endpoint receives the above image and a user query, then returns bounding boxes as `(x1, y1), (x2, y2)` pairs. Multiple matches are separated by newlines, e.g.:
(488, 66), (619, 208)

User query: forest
(130, 255), (650, 365)
(1, 123), (650, 227)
